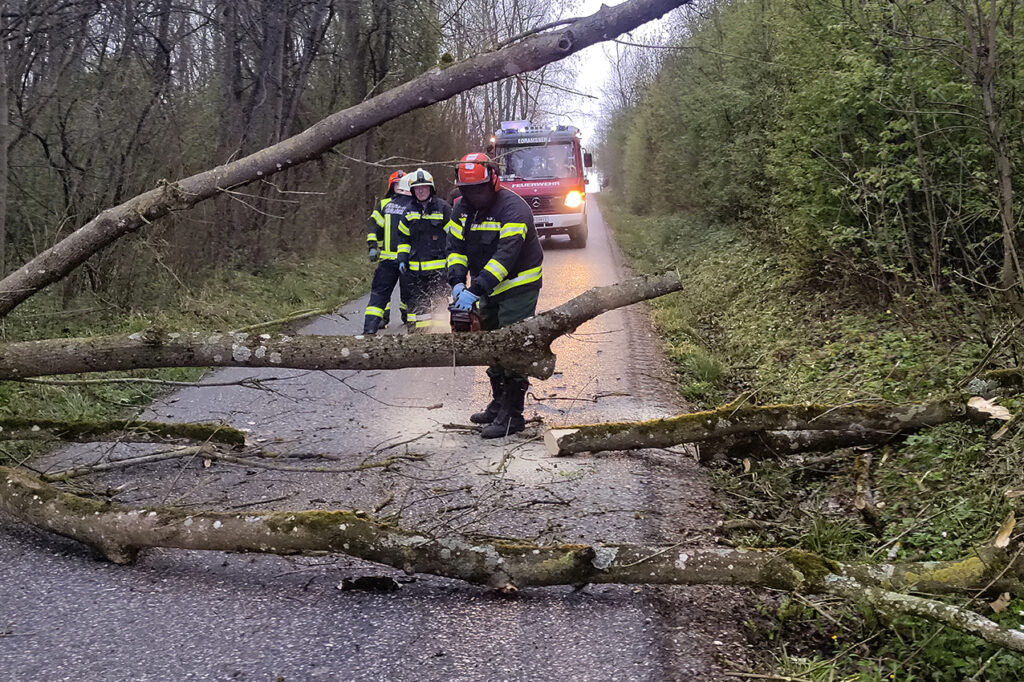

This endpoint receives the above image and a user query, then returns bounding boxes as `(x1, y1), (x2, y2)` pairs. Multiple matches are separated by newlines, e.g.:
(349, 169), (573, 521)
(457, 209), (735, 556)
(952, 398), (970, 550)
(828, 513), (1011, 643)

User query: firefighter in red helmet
(363, 170), (413, 334)
(446, 152), (543, 438)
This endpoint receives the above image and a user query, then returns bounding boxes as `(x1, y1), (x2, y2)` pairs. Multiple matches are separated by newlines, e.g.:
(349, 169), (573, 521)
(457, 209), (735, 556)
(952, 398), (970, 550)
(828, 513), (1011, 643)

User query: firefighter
(363, 170), (412, 334)
(446, 152), (543, 438)
(396, 168), (452, 332)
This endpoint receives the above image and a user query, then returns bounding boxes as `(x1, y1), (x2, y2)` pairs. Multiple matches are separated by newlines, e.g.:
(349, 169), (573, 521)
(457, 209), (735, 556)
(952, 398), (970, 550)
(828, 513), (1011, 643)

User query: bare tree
(0, 0), (690, 318)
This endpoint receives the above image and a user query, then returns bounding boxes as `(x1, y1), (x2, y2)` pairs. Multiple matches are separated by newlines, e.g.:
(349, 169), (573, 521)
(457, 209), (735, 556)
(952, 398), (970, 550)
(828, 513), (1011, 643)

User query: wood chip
(993, 512), (1016, 549)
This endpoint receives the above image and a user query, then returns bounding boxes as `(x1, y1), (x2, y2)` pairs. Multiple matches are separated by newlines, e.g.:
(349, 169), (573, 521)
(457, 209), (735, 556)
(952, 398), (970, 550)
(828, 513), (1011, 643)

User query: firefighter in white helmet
(396, 168), (453, 332)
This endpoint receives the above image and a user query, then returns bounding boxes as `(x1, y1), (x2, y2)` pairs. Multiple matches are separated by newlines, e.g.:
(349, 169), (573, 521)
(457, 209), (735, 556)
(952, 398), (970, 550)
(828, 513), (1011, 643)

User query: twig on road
(42, 447), (424, 481)
(373, 431), (431, 453)
(322, 370), (444, 410)
(228, 494), (297, 510)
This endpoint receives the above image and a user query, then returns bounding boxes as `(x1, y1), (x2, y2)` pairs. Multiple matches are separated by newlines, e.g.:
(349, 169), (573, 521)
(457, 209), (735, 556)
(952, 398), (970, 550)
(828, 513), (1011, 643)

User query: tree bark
(0, 417), (247, 446)
(545, 398), (998, 456)
(0, 272), (681, 380)
(0, 11), (7, 277)
(697, 428), (898, 462)
(0, 0), (691, 318)
(962, 0), (1024, 295)
(823, 577), (1024, 654)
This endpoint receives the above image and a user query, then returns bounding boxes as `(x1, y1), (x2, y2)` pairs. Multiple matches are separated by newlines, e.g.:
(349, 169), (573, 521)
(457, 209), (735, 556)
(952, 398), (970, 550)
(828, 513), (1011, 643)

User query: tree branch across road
(0, 272), (682, 380)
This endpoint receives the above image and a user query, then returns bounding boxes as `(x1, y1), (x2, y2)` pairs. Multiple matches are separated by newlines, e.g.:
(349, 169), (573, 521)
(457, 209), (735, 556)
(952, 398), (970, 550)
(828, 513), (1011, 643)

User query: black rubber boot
(480, 378), (528, 439)
(470, 373), (505, 424)
(363, 316), (381, 335)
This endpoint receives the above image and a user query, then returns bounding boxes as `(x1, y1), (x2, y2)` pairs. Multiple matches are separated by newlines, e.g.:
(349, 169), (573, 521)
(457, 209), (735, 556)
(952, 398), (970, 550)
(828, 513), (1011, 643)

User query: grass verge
(599, 194), (1024, 681)
(1, 248), (372, 464)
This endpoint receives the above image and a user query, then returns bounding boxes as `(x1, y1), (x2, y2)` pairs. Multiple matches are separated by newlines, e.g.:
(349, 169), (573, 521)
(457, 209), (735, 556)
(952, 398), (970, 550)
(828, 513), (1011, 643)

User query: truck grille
(530, 195), (583, 214)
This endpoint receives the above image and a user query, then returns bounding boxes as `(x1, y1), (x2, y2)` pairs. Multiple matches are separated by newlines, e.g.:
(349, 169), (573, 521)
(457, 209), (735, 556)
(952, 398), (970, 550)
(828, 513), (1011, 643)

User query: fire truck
(491, 121), (593, 248)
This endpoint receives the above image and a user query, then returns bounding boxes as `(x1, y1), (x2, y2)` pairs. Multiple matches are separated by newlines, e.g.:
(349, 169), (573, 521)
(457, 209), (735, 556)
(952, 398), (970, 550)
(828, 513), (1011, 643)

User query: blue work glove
(452, 283), (466, 299)
(368, 247), (379, 262)
(452, 287), (479, 311)
(398, 262), (407, 275)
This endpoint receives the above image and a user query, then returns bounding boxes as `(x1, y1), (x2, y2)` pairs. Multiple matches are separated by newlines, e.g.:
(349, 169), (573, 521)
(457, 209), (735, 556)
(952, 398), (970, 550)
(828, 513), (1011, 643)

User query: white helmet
(408, 168), (435, 191)
(395, 174), (412, 196)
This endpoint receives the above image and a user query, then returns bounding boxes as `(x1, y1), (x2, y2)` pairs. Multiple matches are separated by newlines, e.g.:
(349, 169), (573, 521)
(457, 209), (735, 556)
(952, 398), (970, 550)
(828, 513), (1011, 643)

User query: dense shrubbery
(601, 0), (1024, 295)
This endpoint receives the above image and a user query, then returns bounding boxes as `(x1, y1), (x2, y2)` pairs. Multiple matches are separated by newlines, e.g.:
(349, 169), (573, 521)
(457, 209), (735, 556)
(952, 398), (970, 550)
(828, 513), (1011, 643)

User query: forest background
(0, 0), (581, 302)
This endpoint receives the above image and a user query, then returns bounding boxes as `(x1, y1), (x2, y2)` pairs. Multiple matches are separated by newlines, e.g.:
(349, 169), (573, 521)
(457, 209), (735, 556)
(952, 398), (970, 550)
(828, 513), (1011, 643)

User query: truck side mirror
(583, 152), (594, 168)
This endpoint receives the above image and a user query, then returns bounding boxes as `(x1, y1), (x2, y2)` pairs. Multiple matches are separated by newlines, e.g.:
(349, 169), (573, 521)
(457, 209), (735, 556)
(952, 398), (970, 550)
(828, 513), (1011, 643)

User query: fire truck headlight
(564, 191), (584, 209)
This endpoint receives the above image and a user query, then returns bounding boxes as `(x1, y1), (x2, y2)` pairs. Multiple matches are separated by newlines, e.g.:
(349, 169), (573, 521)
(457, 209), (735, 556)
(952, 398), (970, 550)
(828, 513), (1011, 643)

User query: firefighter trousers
(478, 287), (540, 380)
(364, 259), (409, 333)
(407, 270), (449, 331)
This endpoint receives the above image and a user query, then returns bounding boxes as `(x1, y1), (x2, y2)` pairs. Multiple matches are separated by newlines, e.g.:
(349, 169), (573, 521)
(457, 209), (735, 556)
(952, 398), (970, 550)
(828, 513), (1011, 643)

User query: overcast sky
(567, 0), (678, 147)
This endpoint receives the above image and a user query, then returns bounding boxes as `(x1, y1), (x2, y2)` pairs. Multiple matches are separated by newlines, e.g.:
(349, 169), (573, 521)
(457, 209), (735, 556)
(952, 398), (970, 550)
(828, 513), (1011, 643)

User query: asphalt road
(0, 199), (750, 681)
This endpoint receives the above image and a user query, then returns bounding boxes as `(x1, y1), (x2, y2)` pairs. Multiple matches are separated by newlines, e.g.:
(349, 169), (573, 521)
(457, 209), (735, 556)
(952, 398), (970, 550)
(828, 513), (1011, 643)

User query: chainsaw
(449, 303), (481, 332)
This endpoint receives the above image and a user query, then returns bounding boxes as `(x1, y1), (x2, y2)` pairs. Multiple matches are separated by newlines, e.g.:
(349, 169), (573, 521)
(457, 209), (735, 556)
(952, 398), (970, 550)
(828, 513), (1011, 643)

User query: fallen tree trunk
(0, 418), (247, 446)
(545, 398), (999, 456)
(2, 465), (1023, 651)
(0, 272), (680, 380)
(0, 465), (1019, 594)
(697, 429), (897, 462)
(981, 367), (1024, 391)
(0, 0), (690, 319)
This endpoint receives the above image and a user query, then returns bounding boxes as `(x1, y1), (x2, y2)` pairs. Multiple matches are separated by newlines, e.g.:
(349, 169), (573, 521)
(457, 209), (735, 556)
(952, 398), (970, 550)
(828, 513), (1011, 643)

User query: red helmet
(456, 153), (500, 191)
(386, 170), (406, 194)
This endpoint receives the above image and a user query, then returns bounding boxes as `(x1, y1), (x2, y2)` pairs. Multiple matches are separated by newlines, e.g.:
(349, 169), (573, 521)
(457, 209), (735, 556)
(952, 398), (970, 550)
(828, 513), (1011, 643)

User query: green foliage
(600, 195), (1024, 679)
(599, 198), (989, 407)
(801, 517), (875, 561)
(602, 0), (1024, 292)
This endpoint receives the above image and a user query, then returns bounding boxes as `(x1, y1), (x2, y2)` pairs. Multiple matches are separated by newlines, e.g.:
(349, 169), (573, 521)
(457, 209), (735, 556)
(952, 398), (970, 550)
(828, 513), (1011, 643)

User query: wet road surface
(1, 201), (749, 680)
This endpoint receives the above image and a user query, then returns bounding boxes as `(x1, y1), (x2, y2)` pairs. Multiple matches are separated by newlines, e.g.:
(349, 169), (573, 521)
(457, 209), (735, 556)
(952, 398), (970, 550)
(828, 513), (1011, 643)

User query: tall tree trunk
(343, 0), (370, 215)
(0, 6), (8, 278)
(964, 0), (1023, 296)
(216, 2), (245, 259)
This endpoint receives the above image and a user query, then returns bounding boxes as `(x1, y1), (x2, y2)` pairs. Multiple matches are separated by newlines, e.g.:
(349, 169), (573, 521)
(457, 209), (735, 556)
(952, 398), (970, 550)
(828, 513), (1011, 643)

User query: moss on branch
(0, 417), (247, 446)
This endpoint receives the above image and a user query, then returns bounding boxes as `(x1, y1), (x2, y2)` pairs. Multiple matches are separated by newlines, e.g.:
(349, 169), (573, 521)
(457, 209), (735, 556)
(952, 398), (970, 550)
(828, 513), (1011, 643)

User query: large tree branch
(0, 417), (247, 446)
(3, 465), (1024, 652)
(823, 577), (1024, 654)
(544, 398), (1004, 456)
(0, 0), (691, 318)
(2, 464), (1020, 594)
(0, 272), (681, 380)
(696, 429), (899, 462)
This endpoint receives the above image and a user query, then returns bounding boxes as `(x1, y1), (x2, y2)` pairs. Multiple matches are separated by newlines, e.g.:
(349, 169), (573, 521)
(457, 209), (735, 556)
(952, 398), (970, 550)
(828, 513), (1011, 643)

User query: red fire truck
(491, 121), (593, 248)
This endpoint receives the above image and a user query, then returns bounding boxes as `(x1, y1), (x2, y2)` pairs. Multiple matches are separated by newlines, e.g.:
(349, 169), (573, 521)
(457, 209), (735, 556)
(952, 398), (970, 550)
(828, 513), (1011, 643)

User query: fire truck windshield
(495, 143), (577, 181)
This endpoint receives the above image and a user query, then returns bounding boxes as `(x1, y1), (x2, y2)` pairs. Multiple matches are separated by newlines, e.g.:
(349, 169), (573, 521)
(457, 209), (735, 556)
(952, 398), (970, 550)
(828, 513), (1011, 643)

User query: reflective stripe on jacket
(446, 188), (543, 301)
(368, 195), (413, 259)
(397, 196), (452, 270)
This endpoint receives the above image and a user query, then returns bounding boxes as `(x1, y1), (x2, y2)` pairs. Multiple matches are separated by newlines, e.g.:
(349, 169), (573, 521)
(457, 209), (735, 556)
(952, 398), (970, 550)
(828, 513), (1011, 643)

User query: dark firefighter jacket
(445, 188), (543, 301)
(367, 194), (413, 260)
(396, 196), (452, 272)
